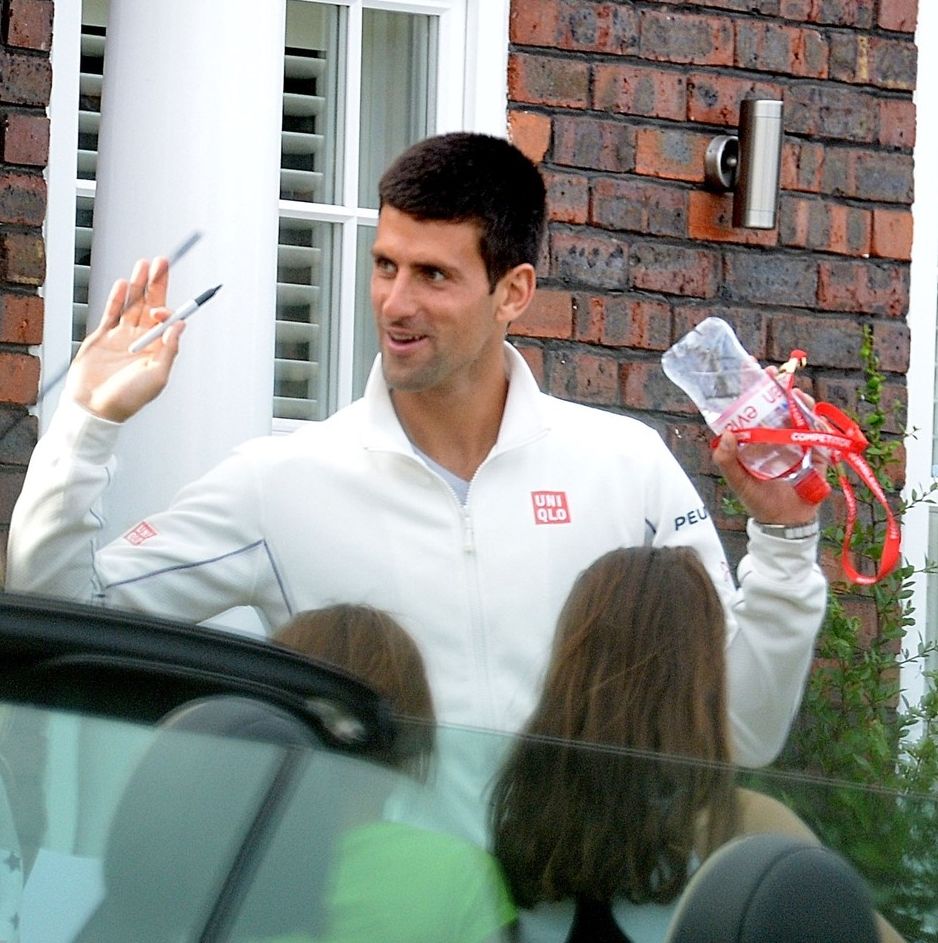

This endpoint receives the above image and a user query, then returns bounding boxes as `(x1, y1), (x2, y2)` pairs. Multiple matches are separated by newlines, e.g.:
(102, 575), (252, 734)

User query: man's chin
(381, 363), (436, 394)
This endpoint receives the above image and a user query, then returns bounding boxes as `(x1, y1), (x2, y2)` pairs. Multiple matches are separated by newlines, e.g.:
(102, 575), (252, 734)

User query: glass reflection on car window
(1, 695), (935, 942)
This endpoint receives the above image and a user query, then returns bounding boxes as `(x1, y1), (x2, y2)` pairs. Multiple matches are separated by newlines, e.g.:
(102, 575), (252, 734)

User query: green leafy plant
(746, 325), (938, 942)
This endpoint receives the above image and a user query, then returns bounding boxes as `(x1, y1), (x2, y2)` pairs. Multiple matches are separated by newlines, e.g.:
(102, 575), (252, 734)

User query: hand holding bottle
(662, 317), (829, 508)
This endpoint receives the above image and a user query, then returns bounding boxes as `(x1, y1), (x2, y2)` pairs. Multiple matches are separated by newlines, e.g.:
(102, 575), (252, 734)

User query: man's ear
(495, 263), (537, 327)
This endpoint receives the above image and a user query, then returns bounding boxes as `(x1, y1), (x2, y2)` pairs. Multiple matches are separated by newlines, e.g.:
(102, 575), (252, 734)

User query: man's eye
(424, 268), (446, 283)
(373, 258), (395, 276)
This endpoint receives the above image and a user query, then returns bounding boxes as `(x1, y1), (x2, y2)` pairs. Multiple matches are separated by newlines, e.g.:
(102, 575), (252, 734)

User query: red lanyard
(719, 352), (900, 586)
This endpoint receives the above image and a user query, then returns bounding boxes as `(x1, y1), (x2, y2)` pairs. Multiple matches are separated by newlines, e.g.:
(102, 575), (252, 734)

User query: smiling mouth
(386, 332), (428, 348)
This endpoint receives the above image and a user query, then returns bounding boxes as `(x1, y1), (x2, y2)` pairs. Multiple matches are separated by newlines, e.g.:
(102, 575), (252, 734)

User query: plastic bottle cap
(793, 467), (831, 504)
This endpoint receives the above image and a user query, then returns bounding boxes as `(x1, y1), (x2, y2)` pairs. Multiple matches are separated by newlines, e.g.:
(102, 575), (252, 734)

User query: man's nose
(376, 270), (416, 319)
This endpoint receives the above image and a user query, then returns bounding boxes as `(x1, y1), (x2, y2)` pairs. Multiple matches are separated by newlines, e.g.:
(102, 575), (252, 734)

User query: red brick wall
(507, 0), (918, 565)
(0, 0), (51, 863)
(0, 0), (50, 551)
(0, 2), (922, 567)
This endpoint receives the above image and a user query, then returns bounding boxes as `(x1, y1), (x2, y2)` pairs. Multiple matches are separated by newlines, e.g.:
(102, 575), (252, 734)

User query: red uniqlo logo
(531, 491), (571, 525)
(123, 521), (159, 545)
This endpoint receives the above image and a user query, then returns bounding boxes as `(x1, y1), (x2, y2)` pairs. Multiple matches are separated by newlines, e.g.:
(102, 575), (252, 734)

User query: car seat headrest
(665, 833), (879, 943)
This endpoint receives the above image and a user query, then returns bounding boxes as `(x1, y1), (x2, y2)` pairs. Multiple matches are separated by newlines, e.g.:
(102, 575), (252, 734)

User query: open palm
(66, 257), (183, 423)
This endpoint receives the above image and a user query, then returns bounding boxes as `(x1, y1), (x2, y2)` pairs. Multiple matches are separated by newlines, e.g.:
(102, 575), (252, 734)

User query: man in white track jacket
(5, 133), (826, 773)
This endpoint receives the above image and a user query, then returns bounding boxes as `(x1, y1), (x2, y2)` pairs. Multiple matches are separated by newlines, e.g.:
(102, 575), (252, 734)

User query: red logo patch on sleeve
(531, 491), (571, 525)
(123, 521), (159, 546)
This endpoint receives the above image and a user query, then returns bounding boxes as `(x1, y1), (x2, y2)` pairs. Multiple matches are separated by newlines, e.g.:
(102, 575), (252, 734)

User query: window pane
(353, 224), (378, 399)
(77, 24), (104, 181)
(73, 3), (106, 350)
(283, 1), (343, 205)
(275, 219), (340, 421)
(358, 10), (434, 209)
(73, 196), (96, 345)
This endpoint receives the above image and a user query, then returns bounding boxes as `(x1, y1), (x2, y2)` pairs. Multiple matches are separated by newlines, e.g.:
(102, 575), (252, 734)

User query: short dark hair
(378, 132), (546, 290)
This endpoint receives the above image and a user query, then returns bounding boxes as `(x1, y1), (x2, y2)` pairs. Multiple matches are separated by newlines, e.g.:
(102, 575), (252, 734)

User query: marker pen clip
(128, 283), (222, 354)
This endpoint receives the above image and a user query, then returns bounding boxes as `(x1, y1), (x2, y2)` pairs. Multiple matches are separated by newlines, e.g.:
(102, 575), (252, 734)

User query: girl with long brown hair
(491, 546), (736, 922)
(490, 547), (903, 943)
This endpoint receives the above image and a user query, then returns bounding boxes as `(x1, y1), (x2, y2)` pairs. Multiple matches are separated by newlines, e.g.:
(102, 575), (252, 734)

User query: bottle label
(712, 373), (788, 434)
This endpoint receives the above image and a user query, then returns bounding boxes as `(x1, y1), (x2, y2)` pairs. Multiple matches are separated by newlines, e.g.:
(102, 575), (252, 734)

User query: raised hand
(711, 366), (828, 526)
(65, 257), (184, 423)
(712, 429), (825, 526)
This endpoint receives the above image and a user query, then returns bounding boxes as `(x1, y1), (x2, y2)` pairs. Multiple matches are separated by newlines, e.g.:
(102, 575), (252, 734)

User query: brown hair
(490, 546), (737, 908)
(274, 604), (435, 777)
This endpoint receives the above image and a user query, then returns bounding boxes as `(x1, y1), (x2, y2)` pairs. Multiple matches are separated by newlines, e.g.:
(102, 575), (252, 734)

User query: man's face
(370, 206), (509, 396)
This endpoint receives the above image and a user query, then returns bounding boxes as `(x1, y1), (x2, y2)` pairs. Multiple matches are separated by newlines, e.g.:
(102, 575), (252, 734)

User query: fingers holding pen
(90, 257), (220, 361)
(88, 257), (171, 338)
(125, 256), (170, 334)
(153, 319), (186, 363)
(126, 257), (167, 321)
(64, 251), (191, 422)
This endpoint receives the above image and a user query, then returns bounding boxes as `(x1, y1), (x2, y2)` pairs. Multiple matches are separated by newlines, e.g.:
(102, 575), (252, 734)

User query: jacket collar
(360, 343), (550, 456)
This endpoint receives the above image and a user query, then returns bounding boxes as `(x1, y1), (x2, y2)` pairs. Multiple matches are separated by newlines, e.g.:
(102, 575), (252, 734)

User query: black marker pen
(129, 283), (222, 353)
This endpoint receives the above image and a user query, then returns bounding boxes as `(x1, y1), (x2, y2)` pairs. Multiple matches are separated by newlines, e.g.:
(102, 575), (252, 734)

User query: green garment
(260, 820), (516, 943)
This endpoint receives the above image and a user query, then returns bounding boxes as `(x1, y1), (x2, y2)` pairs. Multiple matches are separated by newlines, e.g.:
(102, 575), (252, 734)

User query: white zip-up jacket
(6, 345), (825, 767)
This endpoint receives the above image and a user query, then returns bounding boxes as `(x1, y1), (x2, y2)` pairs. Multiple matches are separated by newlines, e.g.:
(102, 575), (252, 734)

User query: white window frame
(42, 0), (87, 425)
(275, 0), (457, 431)
(905, 3), (938, 702)
(40, 0), (508, 434)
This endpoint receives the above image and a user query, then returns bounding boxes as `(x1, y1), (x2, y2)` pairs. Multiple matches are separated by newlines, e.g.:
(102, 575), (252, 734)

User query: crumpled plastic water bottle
(662, 317), (830, 504)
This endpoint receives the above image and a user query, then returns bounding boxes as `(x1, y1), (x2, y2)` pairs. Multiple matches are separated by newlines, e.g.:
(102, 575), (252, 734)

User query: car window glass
(2, 699), (936, 942)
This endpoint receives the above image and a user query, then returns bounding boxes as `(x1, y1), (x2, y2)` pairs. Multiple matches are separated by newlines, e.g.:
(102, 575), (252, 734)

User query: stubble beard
(381, 351), (446, 395)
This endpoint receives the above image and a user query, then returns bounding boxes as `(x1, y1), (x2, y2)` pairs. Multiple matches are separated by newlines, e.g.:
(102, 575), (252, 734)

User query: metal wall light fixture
(704, 99), (784, 230)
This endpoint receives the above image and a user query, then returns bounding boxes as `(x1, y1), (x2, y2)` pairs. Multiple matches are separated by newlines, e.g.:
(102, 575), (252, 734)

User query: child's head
(275, 604), (434, 776)
(492, 546), (736, 907)
(545, 545), (728, 759)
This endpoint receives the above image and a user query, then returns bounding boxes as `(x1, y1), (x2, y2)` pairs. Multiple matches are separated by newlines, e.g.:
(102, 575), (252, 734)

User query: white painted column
(462, 0), (509, 136)
(71, 3), (286, 852)
(88, 0), (285, 541)
(41, 0), (83, 429)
